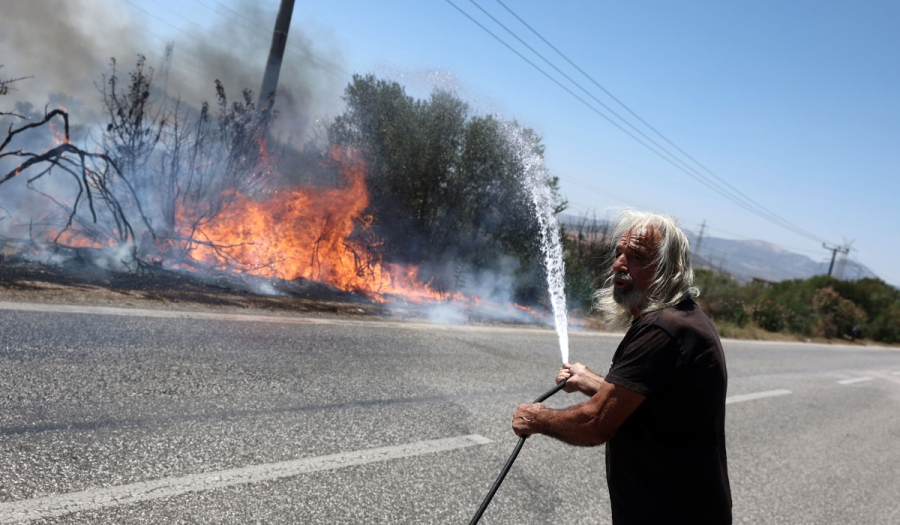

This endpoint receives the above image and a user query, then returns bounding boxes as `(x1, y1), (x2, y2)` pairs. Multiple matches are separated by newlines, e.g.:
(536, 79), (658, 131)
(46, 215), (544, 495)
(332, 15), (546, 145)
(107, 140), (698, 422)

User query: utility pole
(258, 0), (296, 110)
(694, 220), (706, 267)
(833, 240), (853, 280)
(822, 243), (850, 277)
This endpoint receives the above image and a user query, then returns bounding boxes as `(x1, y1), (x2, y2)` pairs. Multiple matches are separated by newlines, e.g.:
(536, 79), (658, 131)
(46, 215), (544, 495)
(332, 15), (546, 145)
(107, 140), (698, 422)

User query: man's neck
(630, 304), (646, 319)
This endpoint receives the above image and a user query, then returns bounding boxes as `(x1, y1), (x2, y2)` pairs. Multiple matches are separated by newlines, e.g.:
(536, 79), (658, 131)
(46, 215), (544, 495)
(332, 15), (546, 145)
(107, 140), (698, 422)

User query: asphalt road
(1, 302), (899, 524)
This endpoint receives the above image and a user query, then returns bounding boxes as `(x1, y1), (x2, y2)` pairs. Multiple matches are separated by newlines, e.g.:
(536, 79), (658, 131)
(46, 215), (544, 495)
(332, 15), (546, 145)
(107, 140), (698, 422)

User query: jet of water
(505, 123), (569, 364)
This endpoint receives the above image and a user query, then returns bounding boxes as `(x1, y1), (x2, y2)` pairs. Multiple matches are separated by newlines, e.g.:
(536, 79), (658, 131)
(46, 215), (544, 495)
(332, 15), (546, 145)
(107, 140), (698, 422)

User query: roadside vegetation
(1, 62), (565, 305)
(692, 270), (899, 344)
(559, 219), (899, 344)
(3, 62), (897, 340)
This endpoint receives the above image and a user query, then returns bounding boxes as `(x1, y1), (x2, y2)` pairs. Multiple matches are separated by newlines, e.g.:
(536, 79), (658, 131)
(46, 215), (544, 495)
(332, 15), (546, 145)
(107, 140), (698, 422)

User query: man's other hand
(512, 403), (545, 437)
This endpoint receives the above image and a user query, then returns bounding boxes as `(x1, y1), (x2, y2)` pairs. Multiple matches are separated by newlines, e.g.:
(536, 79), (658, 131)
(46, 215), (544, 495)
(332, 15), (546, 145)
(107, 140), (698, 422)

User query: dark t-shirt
(603, 298), (732, 525)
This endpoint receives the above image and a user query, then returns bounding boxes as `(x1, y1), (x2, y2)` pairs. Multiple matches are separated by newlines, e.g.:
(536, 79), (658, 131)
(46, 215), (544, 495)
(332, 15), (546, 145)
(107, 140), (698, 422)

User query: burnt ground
(0, 254), (392, 318)
(0, 254), (560, 326)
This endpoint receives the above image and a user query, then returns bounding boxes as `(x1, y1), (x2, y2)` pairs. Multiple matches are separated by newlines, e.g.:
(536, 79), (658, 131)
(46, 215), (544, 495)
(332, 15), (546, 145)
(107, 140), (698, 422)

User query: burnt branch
(1, 108), (155, 244)
(0, 108), (69, 161)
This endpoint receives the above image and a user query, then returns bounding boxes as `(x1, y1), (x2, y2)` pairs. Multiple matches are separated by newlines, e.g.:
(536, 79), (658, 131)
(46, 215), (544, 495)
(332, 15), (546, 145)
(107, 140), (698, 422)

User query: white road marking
(837, 377), (873, 385)
(0, 301), (351, 326)
(0, 434), (491, 523)
(0, 301), (615, 337)
(891, 371), (900, 376)
(725, 389), (792, 404)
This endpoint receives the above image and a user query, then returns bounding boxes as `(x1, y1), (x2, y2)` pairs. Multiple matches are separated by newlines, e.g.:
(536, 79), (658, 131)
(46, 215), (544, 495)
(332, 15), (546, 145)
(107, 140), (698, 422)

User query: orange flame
(174, 148), (446, 302)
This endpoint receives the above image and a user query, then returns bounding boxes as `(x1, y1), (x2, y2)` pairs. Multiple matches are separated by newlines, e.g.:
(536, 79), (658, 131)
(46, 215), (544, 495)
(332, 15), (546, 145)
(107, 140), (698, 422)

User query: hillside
(692, 236), (876, 283)
(556, 214), (877, 284)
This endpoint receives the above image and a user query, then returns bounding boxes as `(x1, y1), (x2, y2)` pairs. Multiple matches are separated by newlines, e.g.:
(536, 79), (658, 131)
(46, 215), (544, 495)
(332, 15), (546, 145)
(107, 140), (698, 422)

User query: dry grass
(712, 320), (895, 347)
(713, 321), (803, 341)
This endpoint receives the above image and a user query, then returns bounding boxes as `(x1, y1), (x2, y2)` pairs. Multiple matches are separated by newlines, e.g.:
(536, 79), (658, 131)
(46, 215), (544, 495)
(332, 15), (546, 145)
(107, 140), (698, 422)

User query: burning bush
(1, 70), (151, 260)
(1, 62), (569, 312)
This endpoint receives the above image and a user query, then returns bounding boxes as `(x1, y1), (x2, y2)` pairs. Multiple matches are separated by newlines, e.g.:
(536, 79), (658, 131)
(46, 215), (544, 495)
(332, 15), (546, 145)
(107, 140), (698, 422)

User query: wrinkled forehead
(617, 227), (662, 254)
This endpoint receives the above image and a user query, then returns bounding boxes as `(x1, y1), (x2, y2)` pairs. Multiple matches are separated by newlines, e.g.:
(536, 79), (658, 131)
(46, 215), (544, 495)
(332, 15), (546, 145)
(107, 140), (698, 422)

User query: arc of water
(505, 123), (569, 364)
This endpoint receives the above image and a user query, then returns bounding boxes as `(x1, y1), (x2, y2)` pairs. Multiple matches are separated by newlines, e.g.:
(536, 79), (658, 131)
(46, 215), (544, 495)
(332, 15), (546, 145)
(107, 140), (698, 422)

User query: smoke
(0, 0), (143, 124)
(0, 0), (345, 143)
(0, 2), (568, 328)
(0, 0), (347, 261)
(405, 258), (546, 326)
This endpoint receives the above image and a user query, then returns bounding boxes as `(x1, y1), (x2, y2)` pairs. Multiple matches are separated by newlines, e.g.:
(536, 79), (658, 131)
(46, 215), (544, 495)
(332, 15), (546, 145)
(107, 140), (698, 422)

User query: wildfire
(175, 148), (446, 302)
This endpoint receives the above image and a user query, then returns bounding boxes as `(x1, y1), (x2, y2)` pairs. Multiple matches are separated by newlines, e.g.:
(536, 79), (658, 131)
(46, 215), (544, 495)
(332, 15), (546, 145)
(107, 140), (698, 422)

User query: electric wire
(449, 0), (829, 244)
(442, 2), (751, 209)
(468, 0), (827, 243)
(493, 0), (810, 240)
(466, 0), (796, 232)
(557, 171), (829, 258)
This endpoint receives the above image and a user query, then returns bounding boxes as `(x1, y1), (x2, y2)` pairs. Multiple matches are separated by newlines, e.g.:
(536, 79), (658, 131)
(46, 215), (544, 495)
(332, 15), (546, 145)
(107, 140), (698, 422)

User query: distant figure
(851, 325), (862, 341)
(513, 210), (732, 524)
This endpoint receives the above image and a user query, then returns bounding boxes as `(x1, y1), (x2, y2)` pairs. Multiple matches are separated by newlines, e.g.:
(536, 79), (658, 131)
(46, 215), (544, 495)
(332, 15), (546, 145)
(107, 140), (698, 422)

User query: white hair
(593, 209), (699, 328)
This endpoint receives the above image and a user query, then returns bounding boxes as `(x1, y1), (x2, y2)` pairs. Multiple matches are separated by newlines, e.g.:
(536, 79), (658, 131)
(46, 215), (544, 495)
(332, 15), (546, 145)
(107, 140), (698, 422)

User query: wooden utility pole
(258, 0), (296, 110)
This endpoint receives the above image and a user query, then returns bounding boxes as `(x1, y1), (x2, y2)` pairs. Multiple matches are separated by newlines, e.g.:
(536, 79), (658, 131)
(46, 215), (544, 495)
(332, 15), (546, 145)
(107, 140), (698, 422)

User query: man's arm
(512, 379), (645, 446)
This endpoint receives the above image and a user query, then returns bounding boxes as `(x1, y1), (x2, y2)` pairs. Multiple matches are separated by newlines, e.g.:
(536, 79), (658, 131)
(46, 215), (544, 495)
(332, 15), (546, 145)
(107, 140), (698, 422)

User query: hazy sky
(6, 1), (898, 285)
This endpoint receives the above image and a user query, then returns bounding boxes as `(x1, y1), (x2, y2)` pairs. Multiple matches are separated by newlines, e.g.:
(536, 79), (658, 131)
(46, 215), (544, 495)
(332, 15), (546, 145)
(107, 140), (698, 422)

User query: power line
(120, 0), (341, 110)
(126, 0), (349, 82)
(554, 174), (648, 210)
(560, 175), (830, 258)
(448, 0), (830, 244)
(472, 0), (828, 243)
(494, 0), (800, 228)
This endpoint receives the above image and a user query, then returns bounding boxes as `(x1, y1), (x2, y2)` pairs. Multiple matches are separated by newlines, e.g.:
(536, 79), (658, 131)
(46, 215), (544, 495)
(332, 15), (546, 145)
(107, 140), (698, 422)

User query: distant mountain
(687, 235), (876, 283)
(555, 214), (878, 283)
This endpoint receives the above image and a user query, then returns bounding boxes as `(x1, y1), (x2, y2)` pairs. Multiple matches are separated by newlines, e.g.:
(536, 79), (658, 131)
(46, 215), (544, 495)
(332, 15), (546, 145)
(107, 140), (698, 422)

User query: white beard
(612, 272), (648, 313)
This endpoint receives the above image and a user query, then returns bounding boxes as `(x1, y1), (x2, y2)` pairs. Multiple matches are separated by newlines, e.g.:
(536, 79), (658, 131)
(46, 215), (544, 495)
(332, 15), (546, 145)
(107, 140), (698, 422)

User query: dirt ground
(0, 254), (391, 318)
(0, 255), (555, 326)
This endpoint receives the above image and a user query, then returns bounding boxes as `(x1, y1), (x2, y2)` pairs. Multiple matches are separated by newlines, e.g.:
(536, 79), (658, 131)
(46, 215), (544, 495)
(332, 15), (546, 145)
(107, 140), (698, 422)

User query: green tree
(329, 74), (565, 301)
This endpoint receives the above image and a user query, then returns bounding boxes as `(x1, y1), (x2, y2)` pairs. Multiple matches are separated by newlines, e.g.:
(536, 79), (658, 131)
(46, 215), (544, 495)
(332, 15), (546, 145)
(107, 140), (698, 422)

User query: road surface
(1, 302), (899, 524)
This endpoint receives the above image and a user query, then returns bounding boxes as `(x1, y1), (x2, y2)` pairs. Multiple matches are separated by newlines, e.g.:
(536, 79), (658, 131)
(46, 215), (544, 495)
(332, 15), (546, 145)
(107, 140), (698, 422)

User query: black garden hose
(469, 380), (567, 525)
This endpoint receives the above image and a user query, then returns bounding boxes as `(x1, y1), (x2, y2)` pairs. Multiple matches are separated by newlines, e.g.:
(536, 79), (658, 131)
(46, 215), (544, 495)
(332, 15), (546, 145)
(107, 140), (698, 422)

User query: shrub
(810, 287), (867, 339)
(706, 298), (751, 327)
(750, 299), (792, 332)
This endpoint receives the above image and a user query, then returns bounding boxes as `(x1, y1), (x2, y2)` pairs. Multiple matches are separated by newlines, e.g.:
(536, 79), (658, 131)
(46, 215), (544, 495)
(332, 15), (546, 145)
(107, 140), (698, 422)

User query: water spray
(466, 123), (573, 523)
(505, 122), (570, 364)
(468, 379), (567, 525)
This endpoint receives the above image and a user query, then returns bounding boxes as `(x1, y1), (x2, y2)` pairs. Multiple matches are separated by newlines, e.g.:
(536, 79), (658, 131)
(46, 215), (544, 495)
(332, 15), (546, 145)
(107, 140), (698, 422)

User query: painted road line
(725, 389), (792, 404)
(837, 377), (873, 385)
(892, 371), (900, 376)
(0, 434), (492, 523)
(0, 301), (618, 338)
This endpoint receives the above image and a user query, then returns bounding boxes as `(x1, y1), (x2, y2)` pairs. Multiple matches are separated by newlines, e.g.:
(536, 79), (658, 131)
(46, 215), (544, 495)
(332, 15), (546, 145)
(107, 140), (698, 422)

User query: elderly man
(513, 210), (731, 525)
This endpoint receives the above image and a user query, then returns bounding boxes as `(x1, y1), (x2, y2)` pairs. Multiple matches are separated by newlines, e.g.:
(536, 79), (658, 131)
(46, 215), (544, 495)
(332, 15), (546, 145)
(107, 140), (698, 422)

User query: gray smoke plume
(0, 0), (346, 142)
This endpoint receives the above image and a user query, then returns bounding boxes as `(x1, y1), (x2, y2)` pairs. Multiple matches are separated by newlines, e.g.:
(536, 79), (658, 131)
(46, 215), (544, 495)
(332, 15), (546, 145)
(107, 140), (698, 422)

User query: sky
(3, 0), (898, 285)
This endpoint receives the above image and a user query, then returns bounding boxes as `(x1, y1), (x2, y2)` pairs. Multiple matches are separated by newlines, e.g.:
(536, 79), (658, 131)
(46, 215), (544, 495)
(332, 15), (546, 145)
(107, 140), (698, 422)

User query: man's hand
(512, 403), (545, 437)
(557, 362), (604, 396)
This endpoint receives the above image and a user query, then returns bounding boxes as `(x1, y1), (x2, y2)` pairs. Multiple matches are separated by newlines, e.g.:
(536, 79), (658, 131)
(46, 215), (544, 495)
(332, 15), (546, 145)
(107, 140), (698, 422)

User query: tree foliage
(328, 74), (565, 300)
(694, 269), (899, 342)
(560, 215), (613, 312)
